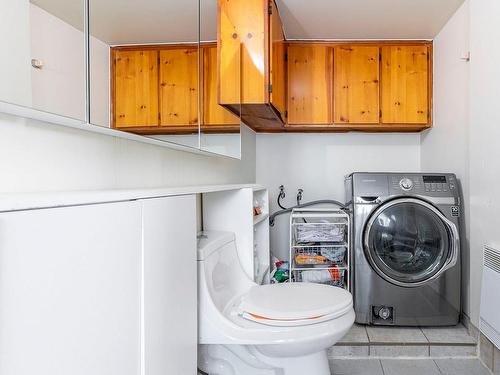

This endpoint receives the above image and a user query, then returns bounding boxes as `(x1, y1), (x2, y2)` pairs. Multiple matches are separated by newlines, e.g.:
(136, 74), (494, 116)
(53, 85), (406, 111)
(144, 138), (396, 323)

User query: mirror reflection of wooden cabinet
(111, 44), (239, 134)
(159, 47), (199, 128)
(113, 49), (159, 129)
(201, 45), (240, 131)
(333, 46), (380, 124)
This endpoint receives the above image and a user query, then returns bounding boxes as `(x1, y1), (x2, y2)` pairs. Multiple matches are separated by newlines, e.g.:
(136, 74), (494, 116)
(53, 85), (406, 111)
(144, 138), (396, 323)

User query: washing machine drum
(363, 198), (459, 287)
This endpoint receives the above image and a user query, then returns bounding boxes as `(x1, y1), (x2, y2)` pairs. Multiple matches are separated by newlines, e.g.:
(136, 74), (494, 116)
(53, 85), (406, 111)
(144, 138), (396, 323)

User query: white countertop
(0, 184), (265, 212)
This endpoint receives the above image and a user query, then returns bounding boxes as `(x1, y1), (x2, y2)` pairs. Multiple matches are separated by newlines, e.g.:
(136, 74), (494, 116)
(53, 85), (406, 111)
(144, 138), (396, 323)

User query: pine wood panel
(159, 48), (198, 127)
(334, 46), (379, 124)
(287, 44), (332, 125)
(202, 46), (239, 127)
(381, 45), (429, 124)
(113, 50), (159, 128)
(269, 0), (286, 119)
(218, 0), (266, 105)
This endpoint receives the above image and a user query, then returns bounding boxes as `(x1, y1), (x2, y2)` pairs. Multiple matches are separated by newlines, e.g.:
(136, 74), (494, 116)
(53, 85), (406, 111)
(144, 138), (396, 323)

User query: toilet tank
(197, 231), (255, 314)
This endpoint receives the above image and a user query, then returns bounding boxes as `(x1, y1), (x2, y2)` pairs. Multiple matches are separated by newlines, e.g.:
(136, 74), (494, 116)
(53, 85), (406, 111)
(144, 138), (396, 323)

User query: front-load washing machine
(345, 172), (461, 326)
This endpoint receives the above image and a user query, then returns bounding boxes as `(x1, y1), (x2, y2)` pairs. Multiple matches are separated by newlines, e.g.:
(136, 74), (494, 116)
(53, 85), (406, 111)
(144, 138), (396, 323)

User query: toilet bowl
(197, 231), (355, 375)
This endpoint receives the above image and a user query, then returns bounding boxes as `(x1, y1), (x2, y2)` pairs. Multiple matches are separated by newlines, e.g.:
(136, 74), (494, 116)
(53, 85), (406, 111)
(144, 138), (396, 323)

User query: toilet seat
(237, 283), (352, 327)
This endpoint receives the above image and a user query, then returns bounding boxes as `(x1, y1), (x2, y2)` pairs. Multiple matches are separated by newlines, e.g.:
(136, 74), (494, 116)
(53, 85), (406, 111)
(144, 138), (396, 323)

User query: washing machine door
(363, 198), (459, 287)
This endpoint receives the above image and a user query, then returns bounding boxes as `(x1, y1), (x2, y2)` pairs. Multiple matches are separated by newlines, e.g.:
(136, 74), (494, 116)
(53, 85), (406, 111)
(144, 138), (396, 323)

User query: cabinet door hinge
(284, 52), (288, 62)
(268, 84), (273, 93)
(284, 110), (288, 118)
(379, 109), (382, 118)
(268, 1), (273, 15)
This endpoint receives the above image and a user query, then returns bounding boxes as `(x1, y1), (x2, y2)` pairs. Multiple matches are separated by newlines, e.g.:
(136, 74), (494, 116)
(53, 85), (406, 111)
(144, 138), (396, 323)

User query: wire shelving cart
(289, 208), (350, 291)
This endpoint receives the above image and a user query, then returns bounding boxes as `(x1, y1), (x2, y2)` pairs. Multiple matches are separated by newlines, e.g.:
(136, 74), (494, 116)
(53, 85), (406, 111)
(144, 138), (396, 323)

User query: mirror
(200, 0), (241, 158)
(88, 0), (201, 150)
(0, 0), (85, 121)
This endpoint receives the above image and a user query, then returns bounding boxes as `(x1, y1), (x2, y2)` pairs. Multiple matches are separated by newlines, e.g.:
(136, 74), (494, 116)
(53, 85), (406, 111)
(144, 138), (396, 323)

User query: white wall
(420, 1), (471, 318)
(468, 0), (500, 326)
(256, 133), (421, 259)
(0, 113), (255, 193)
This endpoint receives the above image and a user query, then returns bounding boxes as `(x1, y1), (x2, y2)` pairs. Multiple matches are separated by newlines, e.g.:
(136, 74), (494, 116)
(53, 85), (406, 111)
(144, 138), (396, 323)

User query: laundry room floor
(328, 323), (492, 374)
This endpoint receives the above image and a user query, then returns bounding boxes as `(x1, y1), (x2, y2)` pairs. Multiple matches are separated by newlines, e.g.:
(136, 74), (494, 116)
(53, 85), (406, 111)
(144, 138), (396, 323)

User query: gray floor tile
(339, 324), (369, 344)
(370, 345), (429, 357)
(381, 359), (441, 375)
(330, 358), (383, 375)
(435, 358), (492, 375)
(430, 344), (477, 357)
(329, 345), (369, 358)
(421, 324), (476, 344)
(366, 326), (428, 344)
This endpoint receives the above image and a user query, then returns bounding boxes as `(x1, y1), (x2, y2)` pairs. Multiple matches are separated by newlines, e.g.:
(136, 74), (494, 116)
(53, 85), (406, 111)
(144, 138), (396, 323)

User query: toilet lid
(238, 283), (352, 325)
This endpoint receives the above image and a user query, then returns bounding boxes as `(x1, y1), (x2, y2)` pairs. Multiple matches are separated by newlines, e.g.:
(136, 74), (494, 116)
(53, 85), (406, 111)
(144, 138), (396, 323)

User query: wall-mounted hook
(296, 189), (304, 205)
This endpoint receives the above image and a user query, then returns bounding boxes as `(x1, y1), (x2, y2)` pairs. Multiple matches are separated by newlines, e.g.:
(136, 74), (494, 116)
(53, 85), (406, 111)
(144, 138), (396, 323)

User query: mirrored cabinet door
(88, 0), (200, 149)
(200, 0), (241, 158)
(0, 0), (86, 121)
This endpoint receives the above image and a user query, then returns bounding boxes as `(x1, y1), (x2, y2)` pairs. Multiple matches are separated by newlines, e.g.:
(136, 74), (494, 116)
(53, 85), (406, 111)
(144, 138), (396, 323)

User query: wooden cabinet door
(287, 44), (333, 125)
(113, 50), (159, 128)
(269, 0), (286, 119)
(159, 48), (198, 127)
(218, 0), (266, 105)
(381, 45), (429, 124)
(202, 46), (239, 127)
(334, 46), (379, 124)
(142, 196), (197, 375)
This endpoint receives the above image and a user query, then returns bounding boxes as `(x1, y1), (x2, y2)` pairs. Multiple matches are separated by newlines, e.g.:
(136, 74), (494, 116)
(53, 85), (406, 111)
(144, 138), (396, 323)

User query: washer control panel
(390, 174), (457, 195)
(399, 178), (414, 191)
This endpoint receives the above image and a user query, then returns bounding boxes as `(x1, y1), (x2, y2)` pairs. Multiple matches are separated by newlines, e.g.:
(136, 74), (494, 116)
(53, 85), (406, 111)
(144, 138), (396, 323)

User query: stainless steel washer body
(345, 172), (462, 326)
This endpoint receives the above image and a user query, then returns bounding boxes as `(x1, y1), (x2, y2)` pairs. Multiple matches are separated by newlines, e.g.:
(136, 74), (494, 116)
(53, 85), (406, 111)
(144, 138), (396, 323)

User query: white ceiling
(31, 0), (217, 45)
(276, 0), (465, 39)
(31, 0), (465, 45)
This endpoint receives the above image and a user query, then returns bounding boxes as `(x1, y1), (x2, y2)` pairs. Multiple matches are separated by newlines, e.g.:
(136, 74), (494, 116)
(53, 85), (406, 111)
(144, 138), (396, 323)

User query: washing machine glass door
(364, 198), (459, 287)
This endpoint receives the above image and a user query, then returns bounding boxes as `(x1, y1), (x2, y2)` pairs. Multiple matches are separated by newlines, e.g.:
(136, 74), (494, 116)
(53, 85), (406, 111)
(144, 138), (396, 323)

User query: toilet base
(198, 344), (331, 375)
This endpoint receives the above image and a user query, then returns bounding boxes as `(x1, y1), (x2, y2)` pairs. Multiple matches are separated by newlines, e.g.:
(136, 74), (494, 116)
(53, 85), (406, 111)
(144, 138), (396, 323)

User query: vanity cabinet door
(0, 202), (142, 375)
(381, 45), (430, 124)
(142, 195), (197, 375)
(334, 46), (380, 124)
(159, 48), (199, 127)
(113, 50), (159, 128)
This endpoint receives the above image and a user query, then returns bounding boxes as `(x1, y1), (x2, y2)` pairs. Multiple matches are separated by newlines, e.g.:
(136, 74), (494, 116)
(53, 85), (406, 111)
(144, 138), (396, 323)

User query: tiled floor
(330, 358), (492, 375)
(330, 323), (478, 359)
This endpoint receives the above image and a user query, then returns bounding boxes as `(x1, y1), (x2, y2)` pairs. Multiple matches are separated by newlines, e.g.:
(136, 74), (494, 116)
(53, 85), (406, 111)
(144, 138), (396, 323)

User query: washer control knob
(378, 307), (391, 320)
(399, 178), (413, 191)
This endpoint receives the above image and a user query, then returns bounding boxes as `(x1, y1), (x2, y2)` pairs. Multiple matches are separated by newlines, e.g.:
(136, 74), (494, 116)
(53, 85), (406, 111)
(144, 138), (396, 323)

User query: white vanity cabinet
(0, 195), (197, 375)
(0, 201), (143, 375)
(143, 195), (197, 375)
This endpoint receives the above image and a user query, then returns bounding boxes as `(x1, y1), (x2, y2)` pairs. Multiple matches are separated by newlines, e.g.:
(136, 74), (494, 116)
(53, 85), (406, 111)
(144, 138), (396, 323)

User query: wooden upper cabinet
(113, 50), (159, 128)
(202, 45), (239, 128)
(334, 46), (379, 124)
(269, 0), (286, 119)
(287, 44), (333, 125)
(218, 0), (266, 105)
(217, 0), (286, 130)
(381, 45), (430, 124)
(159, 48), (198, 127)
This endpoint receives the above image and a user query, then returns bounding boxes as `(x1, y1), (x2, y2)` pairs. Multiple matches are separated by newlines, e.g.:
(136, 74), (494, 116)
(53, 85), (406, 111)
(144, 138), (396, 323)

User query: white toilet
(197, 231), (355, 375)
